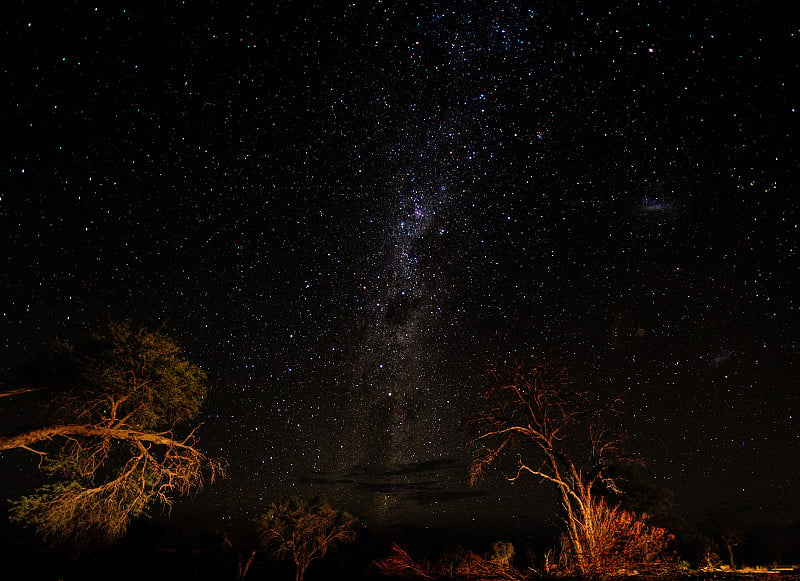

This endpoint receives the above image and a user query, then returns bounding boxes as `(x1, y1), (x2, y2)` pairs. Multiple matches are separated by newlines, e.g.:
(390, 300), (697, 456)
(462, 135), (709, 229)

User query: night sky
(1, 1), (797, 537)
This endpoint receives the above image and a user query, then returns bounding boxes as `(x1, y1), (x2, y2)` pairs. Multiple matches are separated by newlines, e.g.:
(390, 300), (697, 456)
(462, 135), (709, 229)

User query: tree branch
(0, 424), (198, 452)
(0, 387), (47, 399)
(515, 462), (585, 506)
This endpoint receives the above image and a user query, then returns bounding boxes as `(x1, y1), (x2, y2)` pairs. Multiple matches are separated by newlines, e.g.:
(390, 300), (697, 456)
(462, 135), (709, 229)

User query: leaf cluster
(45, 321), (207, 430)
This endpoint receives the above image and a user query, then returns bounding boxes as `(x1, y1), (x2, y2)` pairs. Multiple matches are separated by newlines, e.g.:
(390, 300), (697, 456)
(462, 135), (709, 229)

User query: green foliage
(9, 482), (82, 529)
(256, 497), (357, 581)
(48, 320), (207, 429)
(9, 476), (150, 548)
(3, 321), (221, 548)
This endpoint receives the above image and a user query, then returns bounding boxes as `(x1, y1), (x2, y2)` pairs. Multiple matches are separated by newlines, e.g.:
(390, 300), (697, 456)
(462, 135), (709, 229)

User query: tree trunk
(560, 486), (586, 574)
(725, 540), (736, 570)
(294, 555), (309, 581)
(580, 488), (597, 572)
(238, 550), (256, 580)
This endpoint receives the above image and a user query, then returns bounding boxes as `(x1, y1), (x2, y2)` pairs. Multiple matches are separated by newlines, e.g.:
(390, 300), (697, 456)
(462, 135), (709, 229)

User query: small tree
(256, 496), (357, 581)
(467, 356), (673, 575)
(0, 321), (223, 547)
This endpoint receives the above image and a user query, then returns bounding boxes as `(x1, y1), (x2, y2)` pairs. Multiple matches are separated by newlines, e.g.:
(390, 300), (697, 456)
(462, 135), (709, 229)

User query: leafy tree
(0, 321), (224, 547)
(256, 496), (357, 581)
(467, 356), (674, 575)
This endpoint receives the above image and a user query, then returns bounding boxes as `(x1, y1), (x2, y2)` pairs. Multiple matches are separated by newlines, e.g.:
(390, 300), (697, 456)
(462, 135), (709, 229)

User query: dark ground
(2, 533), (799, 581)
(2, 507), (799, 581)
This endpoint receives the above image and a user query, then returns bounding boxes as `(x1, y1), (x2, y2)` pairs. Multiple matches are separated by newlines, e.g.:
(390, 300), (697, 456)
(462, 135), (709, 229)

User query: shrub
(550, 496), (677, 576)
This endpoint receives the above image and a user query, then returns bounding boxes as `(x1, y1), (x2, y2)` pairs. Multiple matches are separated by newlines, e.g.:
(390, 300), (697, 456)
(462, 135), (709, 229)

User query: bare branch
(0, 387), (46, 399)
(20, 444), (48, 456)
(465, 356), (673, 575)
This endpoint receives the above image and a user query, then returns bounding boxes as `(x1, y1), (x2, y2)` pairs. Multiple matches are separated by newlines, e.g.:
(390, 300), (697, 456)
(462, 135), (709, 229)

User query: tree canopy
(0, 321), (224, 547)
(256, 496), (358, 581)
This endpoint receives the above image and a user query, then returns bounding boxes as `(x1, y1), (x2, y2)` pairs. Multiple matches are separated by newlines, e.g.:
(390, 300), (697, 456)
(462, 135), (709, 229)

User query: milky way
(328, 6), (544, 515)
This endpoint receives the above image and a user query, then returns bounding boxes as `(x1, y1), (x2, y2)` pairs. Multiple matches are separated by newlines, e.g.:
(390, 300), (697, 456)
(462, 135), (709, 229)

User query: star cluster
(1, 1), (797, 530)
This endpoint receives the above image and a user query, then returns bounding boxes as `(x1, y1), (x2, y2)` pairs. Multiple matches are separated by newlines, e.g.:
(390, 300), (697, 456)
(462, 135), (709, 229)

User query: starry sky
(1, 1), (797, 536)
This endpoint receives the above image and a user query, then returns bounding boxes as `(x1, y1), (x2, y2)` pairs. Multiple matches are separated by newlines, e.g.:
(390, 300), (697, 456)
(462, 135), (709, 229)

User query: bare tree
(467, 356), (673, 575)
(721, 530), (740, 570)
(0, 321), (224, 547)
(256, 496), (357, 581)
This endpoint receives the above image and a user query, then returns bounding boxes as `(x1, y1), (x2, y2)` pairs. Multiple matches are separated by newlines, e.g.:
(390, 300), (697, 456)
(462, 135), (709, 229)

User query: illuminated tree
(256, 496), (357, 581)
(0, 321), (224, 547)
(467, 356), (673, 575)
